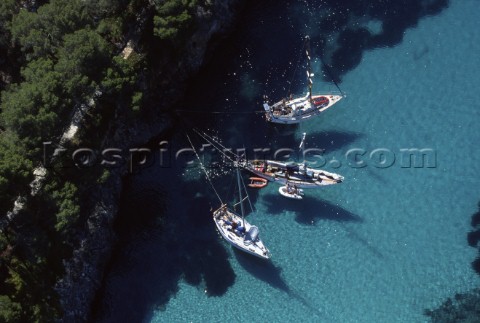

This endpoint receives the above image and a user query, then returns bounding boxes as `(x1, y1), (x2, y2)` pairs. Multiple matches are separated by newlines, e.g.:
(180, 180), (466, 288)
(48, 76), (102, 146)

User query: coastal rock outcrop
(54, 1), (243, 321)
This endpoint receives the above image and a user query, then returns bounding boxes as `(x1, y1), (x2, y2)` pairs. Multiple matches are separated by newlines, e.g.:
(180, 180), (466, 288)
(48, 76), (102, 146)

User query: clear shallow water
(94, 0), (480, 322)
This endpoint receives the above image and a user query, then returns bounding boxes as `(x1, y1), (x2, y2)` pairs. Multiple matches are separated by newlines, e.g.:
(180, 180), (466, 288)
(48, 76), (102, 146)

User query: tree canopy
(0, 0), (205, 320)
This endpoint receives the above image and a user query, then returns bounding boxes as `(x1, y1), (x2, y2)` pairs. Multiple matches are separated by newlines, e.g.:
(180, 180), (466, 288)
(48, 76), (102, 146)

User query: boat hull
(242, 160), (344, 189)
(264, 94), (342, 124)
(213, 206), (270, 259)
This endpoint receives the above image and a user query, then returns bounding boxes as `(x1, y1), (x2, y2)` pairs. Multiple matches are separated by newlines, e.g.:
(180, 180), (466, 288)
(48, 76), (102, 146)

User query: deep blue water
(93, 0), (480, 322)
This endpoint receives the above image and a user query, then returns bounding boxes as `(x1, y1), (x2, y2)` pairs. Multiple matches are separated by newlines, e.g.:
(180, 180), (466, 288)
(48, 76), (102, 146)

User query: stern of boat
(263, 102), (271, 112)
(263, 102), (273, 122)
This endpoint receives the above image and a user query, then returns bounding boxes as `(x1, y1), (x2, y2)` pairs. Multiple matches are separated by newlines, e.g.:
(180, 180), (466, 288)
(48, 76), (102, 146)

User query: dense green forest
(0, 0), (205, 320)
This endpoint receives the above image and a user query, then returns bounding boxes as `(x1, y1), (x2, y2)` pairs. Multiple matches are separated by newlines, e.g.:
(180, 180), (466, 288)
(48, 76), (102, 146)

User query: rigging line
(321, 61), (344, 96)
(287, 36), (308, 96)
(193, 130), (235, 163)
(186, 133), (223, 205)
(197, 129), (242, 160)
(193, 129), (240, 164)
(233, 196), (248, 207)
(226, 170), (236, 204)
(194, 128), (231, 152)
(240, 173), (256, 214)
(316, 45), (344, 96)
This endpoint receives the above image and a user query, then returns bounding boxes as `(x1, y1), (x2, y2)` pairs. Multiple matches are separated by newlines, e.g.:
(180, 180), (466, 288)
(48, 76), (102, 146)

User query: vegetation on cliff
(0, 0), (212, 321)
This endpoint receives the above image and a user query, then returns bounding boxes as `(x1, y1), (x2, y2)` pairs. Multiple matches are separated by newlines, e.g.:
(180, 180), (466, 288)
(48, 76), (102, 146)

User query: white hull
(213, 205), (270, 259)
(278, 186), (304, 199)
(264, 94), (342, 124)
(242, 160), (344, 189)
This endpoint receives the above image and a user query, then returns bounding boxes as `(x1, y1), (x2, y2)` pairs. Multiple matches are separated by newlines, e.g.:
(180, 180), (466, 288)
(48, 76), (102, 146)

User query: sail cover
(245, 226), (259, 243)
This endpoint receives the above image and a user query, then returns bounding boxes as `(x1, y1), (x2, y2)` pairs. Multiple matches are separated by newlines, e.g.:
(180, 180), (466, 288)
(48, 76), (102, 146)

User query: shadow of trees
(313, 0), (450, 82)
(241, 0), (449, 84)
(262, 193), (362, 225)
(234, 250), (290, 293)
(91, 179), (235, 322)
(233, 250), (322, 315)
(91, 0), (452, 320)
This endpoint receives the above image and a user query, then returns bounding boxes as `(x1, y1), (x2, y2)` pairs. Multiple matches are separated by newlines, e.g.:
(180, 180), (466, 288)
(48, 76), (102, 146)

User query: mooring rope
(193, 128), (240, 165)
(175, 109), (264, 114)
(186, 133), (223, 204)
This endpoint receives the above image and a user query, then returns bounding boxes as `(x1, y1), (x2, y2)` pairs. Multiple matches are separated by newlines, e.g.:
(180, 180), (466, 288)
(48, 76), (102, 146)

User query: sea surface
(93, 0), (480, 322)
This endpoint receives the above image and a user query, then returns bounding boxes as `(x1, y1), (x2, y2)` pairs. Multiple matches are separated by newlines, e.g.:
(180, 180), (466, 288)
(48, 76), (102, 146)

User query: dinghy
(278, 183), (304, 200)
(248, 177), (268, 188)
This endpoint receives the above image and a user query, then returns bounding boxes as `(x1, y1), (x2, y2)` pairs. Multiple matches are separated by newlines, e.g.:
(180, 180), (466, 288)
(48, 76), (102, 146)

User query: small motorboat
(248, 177), (268, 188)
(278, 184), (304, 200)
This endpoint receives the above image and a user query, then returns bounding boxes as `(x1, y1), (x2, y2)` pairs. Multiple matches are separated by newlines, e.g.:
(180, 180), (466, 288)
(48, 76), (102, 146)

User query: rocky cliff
(54, 1), (243, 321)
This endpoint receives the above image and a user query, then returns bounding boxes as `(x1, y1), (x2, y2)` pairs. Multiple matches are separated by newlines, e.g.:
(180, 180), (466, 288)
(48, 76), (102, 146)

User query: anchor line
(315, 41), (345, 96)
(287, 36), (308, 97)
(175, 109), (265, 115)
(321, 61), (344, 97)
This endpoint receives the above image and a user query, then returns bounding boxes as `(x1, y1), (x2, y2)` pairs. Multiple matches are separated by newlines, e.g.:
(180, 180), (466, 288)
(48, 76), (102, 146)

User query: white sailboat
(263, 36), (343, 124)
(192, 129), (344, 190)
(212, 166), (270, 259)
(187, 132), (269, 259)
(241, 133), (344, 189)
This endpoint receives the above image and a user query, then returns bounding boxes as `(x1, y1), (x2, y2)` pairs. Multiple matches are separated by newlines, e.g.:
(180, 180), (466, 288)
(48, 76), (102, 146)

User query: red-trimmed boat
(263, 36), (343, 124)
(248, 177), (268, 188)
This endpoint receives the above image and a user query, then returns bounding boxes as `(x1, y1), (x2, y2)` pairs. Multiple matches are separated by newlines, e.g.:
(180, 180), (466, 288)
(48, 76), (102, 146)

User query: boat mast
(305, 36), (313, 100)
(299, 132), (307, 168)
(236, 164), (245, 226)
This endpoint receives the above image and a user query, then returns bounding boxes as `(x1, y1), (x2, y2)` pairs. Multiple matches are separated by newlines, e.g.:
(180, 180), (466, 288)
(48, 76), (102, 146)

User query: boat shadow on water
(261, 194), (385, 259)
(262, 194), (362, 224)
(255, 128), (362, 158)
(91, 182), (237, 322)
(303, 130), (363, 156)
(233, 249), (323, 317)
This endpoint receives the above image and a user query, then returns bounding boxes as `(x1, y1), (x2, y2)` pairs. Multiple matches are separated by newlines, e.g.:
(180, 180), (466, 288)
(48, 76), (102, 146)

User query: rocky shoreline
(54, 1), (244, 321)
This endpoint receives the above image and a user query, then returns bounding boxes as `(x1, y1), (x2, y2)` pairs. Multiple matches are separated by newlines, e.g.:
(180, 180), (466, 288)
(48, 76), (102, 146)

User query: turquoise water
(94, 1), (480, 322)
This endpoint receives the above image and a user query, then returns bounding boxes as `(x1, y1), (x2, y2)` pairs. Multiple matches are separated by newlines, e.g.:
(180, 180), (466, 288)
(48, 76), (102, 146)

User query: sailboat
(240, 133), (344, 189)
(212, 166), (270, 259)
(263, 36), (343, 124)
(193, 129), (344, 190)
(186, 133), (270, 259)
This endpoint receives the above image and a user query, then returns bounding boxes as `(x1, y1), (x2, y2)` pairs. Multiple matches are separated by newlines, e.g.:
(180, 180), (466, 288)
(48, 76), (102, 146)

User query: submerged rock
(424, 289), (480, 323)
